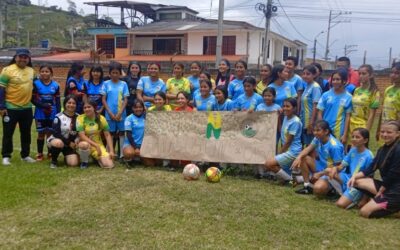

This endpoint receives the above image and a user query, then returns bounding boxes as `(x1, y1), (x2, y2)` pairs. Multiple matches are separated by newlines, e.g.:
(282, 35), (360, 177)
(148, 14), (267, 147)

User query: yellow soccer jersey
(256, 80), (268, 95)
(350, 87), (380, 129)
(382, 85), (400, 122)
(0, 64), (35, 109)
(166, 77), (191, 96)
(76, 114), (109, 143)
(148, 105), (172, 111)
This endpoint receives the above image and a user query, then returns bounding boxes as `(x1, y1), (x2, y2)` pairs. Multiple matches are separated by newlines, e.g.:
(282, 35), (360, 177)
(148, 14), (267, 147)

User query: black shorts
(372, 180), (400, 215)
(61, 146), (77, 157)
(36, 119), (53, 132)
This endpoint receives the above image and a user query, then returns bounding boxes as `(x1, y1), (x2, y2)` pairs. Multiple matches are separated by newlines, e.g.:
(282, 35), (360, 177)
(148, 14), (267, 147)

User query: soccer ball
(182, 163), (201, 180)
(205, 167), (222, 183)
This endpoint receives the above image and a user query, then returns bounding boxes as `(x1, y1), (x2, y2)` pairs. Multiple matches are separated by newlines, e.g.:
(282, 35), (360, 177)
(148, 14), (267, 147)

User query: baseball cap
(15, 48), (31, 57)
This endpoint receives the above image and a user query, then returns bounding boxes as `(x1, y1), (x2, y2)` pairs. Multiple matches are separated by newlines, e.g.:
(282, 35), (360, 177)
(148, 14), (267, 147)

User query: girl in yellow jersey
(77, 101), (115, 169)
(376, 62), (400, 142)
(256, 64), (272, 95)
(166, 63), (191, 109)
(349, 64), (379, 147)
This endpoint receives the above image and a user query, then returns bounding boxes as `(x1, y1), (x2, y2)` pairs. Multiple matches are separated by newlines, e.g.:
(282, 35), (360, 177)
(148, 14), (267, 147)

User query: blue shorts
(301, 130), (313, 145)
(35, 119), (53, 133)
(343, 187), (363, 203)
(122, 139), (141, 150)
(275, 151), (297, 174)
(107, 120), (125, 132)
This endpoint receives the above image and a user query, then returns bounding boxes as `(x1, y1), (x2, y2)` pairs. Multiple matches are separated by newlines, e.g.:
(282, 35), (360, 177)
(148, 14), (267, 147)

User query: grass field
(0, 123), (399, 249)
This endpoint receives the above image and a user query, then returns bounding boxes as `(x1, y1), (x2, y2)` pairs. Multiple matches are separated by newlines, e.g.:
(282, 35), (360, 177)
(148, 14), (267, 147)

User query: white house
(85, 1), (307, 67)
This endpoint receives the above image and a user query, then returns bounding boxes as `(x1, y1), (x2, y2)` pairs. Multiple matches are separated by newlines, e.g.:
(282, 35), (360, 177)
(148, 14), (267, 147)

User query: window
(116, 36), (127, 48)
(152, 39), (182, 54)
(159, 12), (182, 20)
(283, 46), (289, 61)
(203, 36), (236, 55)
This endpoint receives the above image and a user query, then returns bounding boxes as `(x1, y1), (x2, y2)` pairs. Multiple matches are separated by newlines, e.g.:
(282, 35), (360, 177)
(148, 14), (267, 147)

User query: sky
(40, 0), (400, 68)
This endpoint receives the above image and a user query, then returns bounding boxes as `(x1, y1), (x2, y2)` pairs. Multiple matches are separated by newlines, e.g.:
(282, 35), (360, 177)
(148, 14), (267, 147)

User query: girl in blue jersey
(193, 79), (216, 111)
(65, 62), (85, 114)
(123, 99), (151, 166)
(84, 65), (104, 114)
(215, 58), (234, 88)
(213, 85), (234, 111)
(188, 61), (202, 96)
(300, 65), (322, 145)
(123, 61), (141, 116)
(228, 60), (246, 101)
(269, 64), (297, 108)
(32, 65), (61, 161)
(311, 62), (330, 93)
(292, 120), (344, 195)
(317, 69), (352, 146)
(256, 87), (281, 112)
(320, 128), (374, 209)
(136, 63), (166, 108)
(233, 76), (263, 111)
(285, 56), (304, 111)
(264, 98), (302, 183)
(101, 62), (129, 159)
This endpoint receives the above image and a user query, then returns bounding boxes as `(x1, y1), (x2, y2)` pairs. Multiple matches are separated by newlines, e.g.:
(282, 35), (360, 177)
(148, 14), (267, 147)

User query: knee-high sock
(79, 148), (90, 163)
(119, 135), (125, 158)
(276, 169), (291, 181)
(50, 147), (61, 164)
(37, 138), (45, 154)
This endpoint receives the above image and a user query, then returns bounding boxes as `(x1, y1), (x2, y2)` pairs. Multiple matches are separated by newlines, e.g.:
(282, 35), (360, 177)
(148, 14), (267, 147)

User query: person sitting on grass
(323, 128), (374, 209)
(47, 95), (79, 168)
(348, 120), (400, 218)
(264, 98), (302, 184)
(77, 101), (115, 169)
(291, 120), (344, 195)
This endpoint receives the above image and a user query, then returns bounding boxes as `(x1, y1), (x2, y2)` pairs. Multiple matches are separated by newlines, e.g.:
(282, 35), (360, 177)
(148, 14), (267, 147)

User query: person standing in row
(123, 62), (142, 116)
(0, 49), (36, 165)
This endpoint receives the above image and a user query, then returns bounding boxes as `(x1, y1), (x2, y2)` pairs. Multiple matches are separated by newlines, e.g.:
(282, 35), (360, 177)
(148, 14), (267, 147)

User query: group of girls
(30, 58), (400, 218)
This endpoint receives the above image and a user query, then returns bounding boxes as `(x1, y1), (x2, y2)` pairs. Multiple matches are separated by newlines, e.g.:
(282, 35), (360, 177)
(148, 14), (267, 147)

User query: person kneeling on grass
(323, 128), (374, 209)
(47, 95), (79, 168)
(77, 101), (115, 169)
(291, 120), (344, 195)
(264, 98), (302, 184)
(348, 120), (400, 218)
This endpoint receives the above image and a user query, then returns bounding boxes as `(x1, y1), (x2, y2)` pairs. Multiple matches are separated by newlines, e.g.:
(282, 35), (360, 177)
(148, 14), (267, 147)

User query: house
(85, 1), (307, 67)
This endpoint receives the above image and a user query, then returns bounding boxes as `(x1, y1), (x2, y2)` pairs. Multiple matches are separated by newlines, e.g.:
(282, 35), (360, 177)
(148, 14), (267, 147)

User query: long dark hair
(89, 65), (104, 83)
(84, 100), (101, 128)
(67, 62), (84, 80)
(352, 127), (370, 148)
(359, 64), (378, 93)
(269, 64), (285, 85)
(131, 99), (145, 117)
(315, 120), (333, 137)
(127, 61), (142, 78)
(215, 58), (232, 88)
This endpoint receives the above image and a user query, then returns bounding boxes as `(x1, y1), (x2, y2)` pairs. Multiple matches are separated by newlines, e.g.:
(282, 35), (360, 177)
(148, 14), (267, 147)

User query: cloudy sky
(41, 0), (400, 68)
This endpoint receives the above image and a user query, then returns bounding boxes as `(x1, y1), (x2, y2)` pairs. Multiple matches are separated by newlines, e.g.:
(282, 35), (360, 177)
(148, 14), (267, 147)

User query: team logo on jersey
(340, 98), (346, 106)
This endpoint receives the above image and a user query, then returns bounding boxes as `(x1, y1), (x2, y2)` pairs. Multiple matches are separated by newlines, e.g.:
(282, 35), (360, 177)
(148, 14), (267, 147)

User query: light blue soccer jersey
(213, 99), (234, 111)
(228, 78), (245, 101)
(281, 115), (303, 154)
(101, 80), (129, 120)
(311, 134), (344, 172)
(188, 75), (200, 93)
(137, 76), (166, 108)
(287, 73), (305, 92)
(124, 114), (146, 147)
(301, 81), (322, 128)
(193, 94), (217, 111)
(269, 81), (297, 107)
(317, 89), (352, 138)
(256, 103), (281, 112)
(234, 92), (263, 111)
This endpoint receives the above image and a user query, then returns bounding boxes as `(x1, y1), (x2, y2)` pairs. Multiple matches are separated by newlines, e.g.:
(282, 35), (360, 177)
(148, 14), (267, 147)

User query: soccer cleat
(36, 154), (44, 161)
(50, 162), (57, 169)
(80, 162), (88, 169)
(295, 186), (313, 195)
(2, 157), (11, 166)
(22, 156), (36, 163)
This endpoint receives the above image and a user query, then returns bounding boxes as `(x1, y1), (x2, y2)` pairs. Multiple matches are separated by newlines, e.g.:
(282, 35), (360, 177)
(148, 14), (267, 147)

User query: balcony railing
(132, 50), (186, 55)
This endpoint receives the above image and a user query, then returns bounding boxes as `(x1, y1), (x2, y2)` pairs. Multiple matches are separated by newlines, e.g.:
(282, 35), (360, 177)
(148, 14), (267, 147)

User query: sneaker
(22, 156), (36, 163)
(2, 157), (11, 166)
(36, 154), (44, 161)
(50, 162), (57, 169)
(80, 162), (88, 169)
(295, 186), (313, 195)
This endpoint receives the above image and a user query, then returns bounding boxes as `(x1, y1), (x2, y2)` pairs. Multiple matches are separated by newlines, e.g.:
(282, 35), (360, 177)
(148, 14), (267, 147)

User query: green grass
(0, 121), (399, 249)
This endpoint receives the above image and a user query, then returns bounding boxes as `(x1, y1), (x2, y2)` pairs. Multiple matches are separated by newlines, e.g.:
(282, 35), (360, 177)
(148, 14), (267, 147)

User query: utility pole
(256, 1), (277, 65)
(215, 0), (224, 67)
(17, 0), (21, 47)
(344, 44), (357, 57)
(313, 31), (324, 63)
(389, 47), (392, 68)
(363, 50), (367, 64)
(324, 10), (351, 60)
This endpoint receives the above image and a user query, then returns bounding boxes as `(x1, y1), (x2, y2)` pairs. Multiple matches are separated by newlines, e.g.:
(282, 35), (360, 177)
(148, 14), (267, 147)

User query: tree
(79, 8), (85, 16)
(67, 0), (77, 14)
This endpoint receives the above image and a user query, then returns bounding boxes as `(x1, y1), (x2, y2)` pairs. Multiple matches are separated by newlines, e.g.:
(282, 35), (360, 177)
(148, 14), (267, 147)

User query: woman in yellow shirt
(256, 64), (272, 95)
(166, 63), (190, 108)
